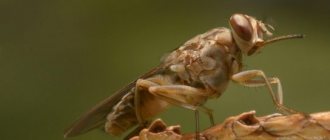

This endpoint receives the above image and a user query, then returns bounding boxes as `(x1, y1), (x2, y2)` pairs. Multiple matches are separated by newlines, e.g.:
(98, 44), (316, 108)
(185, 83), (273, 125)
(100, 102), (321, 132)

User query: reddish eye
(230, 14), (253, 41)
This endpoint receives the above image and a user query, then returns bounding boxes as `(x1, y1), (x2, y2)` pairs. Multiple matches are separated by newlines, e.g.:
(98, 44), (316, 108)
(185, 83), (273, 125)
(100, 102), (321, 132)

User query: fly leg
(148, 85), (210, 140)
(134, 79), (160, 127)
(198, 106), (215, 126)
(231, 70), (299, 115)
(195, 109), (200, 140)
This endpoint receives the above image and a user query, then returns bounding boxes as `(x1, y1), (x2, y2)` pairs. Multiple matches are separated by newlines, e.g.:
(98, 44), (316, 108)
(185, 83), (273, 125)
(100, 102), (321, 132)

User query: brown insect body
(106, 27), (242, 135)
(65, 14), (303, 138)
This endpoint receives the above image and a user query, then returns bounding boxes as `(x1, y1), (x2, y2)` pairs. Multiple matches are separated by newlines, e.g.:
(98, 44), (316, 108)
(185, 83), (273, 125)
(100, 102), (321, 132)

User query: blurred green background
(1, 0), (330, 140)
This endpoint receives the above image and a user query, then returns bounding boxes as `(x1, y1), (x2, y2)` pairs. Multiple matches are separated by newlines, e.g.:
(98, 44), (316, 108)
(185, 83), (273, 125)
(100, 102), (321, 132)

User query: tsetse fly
(64, 13), (303, 139)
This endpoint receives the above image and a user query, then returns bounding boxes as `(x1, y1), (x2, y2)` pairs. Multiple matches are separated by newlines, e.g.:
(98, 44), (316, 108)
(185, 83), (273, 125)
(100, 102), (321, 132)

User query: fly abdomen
(105, 88), (137, 136)
(104, 81), (170, 136)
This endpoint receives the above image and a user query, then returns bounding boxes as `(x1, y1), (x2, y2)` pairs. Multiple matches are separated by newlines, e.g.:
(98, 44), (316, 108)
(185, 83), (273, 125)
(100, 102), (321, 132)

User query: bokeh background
(1, 0), (330, 140)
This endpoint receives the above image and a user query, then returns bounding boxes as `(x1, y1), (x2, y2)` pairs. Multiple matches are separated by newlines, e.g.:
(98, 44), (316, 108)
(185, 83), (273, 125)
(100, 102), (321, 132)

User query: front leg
(231, 70), (298, 114)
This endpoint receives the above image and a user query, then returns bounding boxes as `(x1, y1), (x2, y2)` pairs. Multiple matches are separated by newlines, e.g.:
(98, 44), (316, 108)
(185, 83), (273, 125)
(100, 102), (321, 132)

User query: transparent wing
(64, 66), (164, 138)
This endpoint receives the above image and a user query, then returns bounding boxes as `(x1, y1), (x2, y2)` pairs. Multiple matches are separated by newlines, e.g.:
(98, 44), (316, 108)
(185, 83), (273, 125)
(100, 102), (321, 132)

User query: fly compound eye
(230, 14), (253, 41)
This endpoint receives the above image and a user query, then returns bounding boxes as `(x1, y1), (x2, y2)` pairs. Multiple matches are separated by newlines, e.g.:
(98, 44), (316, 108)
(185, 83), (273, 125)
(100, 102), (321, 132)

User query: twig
(130, 110), (330, 140)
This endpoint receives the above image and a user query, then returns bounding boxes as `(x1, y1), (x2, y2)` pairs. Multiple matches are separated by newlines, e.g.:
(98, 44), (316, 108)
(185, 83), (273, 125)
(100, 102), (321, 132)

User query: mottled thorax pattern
(163, 28), (242, 97)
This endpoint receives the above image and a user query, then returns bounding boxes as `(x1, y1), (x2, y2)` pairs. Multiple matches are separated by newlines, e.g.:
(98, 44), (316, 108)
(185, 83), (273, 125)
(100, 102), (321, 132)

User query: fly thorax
(169, 64), (190, 83)
(200, 56), (216, 70)
(198, 43), (232, 96)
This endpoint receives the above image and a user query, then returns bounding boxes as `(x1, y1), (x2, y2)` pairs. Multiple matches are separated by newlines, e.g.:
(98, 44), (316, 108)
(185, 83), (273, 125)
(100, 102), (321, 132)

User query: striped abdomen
(105, 86), (169, 136)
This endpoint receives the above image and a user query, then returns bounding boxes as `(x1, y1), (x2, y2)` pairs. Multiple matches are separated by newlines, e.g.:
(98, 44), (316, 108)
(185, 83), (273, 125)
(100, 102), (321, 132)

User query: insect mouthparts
(263, 34), (305, 46)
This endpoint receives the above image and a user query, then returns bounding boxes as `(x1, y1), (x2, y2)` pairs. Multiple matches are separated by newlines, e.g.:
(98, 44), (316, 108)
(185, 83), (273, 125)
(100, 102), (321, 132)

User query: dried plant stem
(130, 110), (330, 140)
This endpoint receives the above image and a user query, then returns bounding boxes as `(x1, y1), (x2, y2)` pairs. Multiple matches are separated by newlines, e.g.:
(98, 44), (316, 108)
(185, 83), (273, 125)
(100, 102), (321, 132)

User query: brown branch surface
(130, 111), (330, 140)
